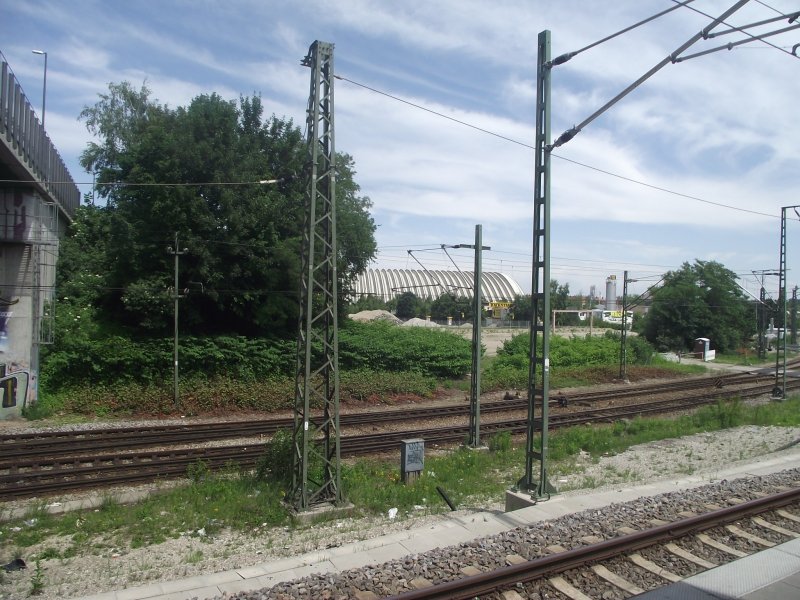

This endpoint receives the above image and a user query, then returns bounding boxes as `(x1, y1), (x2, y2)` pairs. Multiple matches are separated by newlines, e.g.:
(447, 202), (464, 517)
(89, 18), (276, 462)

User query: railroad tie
(753, 516), (800, 538)
(696, 533), (748, 558)
(460, 565), (482, 576)
(501, 591), (525, 600)
(777, 509), (800, 524)
(591, 564), (645, 596)
(580, 535), (604, 545)
(725, 524), (775, 547)
(628, 553), (682, 583)
(410, 577), (433, 590)
(665, 543), (717, 569)
(616, 526), (638, 536)
(548, 576), (594, 600)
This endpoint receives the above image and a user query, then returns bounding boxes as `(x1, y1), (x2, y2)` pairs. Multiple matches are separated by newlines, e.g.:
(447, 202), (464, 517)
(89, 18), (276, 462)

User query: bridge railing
(0, 57), (80, 220)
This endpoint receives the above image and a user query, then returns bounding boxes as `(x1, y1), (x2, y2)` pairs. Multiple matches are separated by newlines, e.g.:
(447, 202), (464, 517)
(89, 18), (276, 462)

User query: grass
(3, 395), (800, 564)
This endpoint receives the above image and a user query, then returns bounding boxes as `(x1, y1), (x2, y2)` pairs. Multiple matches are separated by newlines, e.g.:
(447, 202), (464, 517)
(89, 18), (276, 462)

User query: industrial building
(354, 268), (523, 303)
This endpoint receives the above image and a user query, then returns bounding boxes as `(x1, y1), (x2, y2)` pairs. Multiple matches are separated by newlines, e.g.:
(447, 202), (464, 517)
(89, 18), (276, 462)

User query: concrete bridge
(0, 55), (80, 418)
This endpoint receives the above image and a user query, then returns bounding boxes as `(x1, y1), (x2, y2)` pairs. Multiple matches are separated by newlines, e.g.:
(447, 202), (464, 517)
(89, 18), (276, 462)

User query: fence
(0, 56), (79, 219)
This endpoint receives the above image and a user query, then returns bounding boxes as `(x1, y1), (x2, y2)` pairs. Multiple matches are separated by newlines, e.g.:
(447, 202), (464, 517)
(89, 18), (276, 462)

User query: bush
(40, 335), (295, 391)
(484, 331), (657, 391)
(487, 431), (512, 453)
(256, 429), (294, 484)
(339, 321), (471, 378)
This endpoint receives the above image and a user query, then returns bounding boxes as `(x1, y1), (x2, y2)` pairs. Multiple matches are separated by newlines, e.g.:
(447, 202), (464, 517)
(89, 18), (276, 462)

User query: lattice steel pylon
(290, 40), (342, 511)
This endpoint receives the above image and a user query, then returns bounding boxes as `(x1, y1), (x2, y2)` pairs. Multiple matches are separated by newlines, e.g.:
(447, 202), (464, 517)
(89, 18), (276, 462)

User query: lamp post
(31, 50), (47, 128)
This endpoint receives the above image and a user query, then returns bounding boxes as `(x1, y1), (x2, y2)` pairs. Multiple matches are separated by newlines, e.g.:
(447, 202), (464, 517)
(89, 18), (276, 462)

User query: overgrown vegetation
(4, 397), (799, 562)
(35, 321), (458, 418)
(481, 330), (659, 391)
(36, 321), (674, 418)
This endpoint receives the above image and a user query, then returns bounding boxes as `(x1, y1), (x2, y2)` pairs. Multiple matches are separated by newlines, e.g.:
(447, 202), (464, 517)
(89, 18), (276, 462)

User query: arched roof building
(355, 269), (524, 303)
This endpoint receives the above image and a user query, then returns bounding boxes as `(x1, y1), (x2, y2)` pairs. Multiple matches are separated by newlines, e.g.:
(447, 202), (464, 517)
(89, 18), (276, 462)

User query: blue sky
(3, 0), (799, 303)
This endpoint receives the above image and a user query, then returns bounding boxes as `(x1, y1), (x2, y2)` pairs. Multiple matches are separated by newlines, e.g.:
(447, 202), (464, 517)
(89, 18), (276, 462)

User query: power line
(551, 154), (777, 218)
(549, 0), (696, 66)
(672, 0), (800, 60)
(0, 179), (287, 187)
(754, 0), (786, 16)
(332, 76), (780, 220)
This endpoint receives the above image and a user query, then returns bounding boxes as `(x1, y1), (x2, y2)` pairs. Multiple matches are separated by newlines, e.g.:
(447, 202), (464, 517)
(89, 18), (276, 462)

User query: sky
(2, 0), (800, 304)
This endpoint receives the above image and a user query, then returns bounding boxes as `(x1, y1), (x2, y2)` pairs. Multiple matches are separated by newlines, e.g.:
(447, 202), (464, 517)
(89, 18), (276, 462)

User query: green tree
(509, 280), (569, 323)
(641, 260), (755, 353)
(430, 293), (472, 322)
(77, 83), (376, 337)
(511, 294), (532, 321)
(395, 292), (420, 320)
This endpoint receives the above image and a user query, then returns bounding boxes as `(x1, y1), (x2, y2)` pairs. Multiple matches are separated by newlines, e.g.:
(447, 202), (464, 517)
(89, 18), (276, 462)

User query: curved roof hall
(355, 269), (524, 303)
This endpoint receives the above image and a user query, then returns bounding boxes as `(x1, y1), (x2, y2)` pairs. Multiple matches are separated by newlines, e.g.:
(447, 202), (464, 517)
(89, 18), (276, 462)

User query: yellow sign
(489, 301), (512, 309)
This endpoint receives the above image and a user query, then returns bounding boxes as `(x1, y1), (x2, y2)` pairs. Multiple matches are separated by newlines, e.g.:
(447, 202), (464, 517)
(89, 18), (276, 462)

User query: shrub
(339, 321), (471, 378)
(256, 429), (294, 484)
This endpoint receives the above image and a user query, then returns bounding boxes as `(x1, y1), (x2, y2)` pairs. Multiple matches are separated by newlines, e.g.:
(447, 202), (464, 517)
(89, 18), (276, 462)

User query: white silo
(605, 275), (617, 311)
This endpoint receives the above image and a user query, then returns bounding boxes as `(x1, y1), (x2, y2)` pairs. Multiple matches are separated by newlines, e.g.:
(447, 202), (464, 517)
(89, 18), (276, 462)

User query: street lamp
(31, 50), (47, 128)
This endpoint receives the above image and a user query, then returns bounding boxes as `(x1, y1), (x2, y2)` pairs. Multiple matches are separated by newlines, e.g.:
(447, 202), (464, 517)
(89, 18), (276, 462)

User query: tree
(430, 293), (472, 322)
(641, 260), (755, 353)
(76, 83), (376, 337)
(509, 280), (569, 323)
(394, 292), (420, 320)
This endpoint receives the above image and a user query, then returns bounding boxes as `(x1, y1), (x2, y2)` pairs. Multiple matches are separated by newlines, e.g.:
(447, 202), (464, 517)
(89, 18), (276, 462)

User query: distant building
(354, 269), (523, 303)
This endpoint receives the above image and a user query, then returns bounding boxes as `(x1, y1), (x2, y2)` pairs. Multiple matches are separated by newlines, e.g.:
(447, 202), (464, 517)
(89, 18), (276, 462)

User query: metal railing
(0, 55), (79, 220)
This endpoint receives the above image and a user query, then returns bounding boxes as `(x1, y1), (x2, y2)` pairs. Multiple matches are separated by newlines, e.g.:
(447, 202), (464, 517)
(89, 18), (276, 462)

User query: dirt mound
(402, 317), (442, 327)
(349, 310), (401, 324)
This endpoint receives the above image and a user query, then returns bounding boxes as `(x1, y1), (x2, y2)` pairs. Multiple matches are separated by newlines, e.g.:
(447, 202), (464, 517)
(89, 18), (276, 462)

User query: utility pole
(791, 286), (798, 346)
(619, 271), (634, 382)
(167, 233), (188, 406)
(774, 205), (800, 399)
(752, 269), (779, 360)
(454, 226), (490, 447)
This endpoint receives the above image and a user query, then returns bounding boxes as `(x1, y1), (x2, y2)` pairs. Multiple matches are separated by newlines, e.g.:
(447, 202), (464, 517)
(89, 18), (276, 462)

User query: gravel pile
(1, 425), (799, 600)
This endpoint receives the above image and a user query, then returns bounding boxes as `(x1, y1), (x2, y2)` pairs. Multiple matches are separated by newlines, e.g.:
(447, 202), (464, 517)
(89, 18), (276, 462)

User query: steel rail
(385, 488), (800, 599)
(1, 378), (795, 499)
(0, 371), (770, 459)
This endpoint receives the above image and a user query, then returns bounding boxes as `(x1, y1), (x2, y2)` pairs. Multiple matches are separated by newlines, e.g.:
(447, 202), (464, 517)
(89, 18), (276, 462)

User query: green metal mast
(520, 30), (554, 498)
(774, 207), (790, 399)
(469, 224), (484, 447)
(290, 40), (342, 511)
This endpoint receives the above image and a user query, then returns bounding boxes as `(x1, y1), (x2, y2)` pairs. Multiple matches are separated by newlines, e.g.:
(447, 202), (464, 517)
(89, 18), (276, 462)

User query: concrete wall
(0, 188), (57, 418)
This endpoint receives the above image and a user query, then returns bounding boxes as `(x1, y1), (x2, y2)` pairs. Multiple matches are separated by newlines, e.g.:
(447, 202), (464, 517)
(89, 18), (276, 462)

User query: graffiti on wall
(0, 296), (26, 417)
(0, 366), (28, 418)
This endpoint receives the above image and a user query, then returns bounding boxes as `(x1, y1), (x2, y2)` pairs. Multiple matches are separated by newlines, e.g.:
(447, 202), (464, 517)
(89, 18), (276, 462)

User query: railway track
(1, 374), (795, 500)
(386, 487), (800, 599)
(0, 371), (771, 458)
